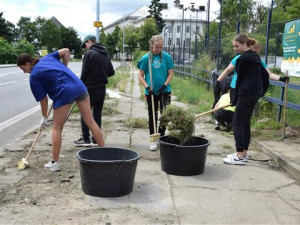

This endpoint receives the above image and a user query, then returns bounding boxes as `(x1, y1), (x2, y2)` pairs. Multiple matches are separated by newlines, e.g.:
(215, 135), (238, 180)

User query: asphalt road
(0, 62), (83, 150)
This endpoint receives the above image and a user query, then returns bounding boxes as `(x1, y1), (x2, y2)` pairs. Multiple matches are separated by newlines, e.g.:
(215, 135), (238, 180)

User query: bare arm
(267, 69), (280, 81)
(40, 96), (48, 117)
(217, 63), (235, 82)
(164, 69), (173, 86)
(58, 48), (70, 66)
(138, 70), (149, 88)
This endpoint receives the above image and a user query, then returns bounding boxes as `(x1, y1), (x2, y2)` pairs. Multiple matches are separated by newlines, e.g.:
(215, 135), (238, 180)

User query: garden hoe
(148, 51), (160, 143)
(18, 103), (54, 170)
(194, 104), (232, 119)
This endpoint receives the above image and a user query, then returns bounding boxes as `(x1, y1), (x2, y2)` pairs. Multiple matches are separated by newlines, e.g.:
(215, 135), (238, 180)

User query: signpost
(281, 19), (300, 77)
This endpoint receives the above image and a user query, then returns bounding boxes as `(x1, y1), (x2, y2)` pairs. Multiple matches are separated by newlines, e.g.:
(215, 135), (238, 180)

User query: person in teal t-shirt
(17, 49), (105, 171)
(137, 35), (174, 151)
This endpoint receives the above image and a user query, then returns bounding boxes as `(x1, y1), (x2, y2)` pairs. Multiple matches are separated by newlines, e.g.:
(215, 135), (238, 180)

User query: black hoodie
(81, 43), (115, 89)
(235, 50), (269, 97)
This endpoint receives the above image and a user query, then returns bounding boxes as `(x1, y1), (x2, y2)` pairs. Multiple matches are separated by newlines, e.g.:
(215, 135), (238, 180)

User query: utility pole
(96, 0), (100, 43)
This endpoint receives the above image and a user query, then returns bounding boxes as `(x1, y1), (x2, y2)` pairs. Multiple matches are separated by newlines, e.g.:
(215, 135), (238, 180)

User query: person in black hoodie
(74, 35), (115, 147)
(223, 34), (269, 165)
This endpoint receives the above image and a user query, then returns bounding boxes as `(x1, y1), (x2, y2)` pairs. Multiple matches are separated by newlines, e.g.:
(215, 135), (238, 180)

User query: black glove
(146, 86), (153, 95)
(214, 80), (221, 92)
(279, 76), (289, 83)
(158, 84), (167, 94)
(230, 88), (237, 106)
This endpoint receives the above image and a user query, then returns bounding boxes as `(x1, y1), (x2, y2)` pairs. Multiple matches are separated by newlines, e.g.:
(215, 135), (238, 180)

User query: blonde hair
(149, 35), (163, 47)
(233, 34), (255, 47)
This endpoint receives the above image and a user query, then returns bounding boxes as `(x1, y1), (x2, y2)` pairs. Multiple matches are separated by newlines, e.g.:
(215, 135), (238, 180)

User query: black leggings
(81, 87), (106, 141)
(146, 92), (171, 136)
(232, 94), (259, 152)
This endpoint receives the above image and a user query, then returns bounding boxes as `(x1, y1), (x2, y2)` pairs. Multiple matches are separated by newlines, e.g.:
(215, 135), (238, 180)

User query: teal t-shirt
(137, 52), (174, 95)
(230, 55), (268, 88)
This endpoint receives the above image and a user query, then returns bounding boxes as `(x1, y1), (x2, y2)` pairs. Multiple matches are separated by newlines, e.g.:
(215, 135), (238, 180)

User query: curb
(251, 139), (300, 181)
(0, 64), (17, 68)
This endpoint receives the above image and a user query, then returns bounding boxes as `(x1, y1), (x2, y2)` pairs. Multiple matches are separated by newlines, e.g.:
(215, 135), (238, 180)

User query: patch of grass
(222, 144), (232, 149)
(106, 67), (130, 92)
(102, 101), (119, 116)
(171, 76), (214, 114)
(125, 117), (148, 129)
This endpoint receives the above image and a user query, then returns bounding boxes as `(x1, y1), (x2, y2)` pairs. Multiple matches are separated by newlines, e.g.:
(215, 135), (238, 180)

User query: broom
(148, 51), (160, 143)
(18, 102), (77, 170)
(194, 104), (232, 119)
(18, 103), (54, 170)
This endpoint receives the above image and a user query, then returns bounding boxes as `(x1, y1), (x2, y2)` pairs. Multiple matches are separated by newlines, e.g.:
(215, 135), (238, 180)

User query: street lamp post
(236, 0), (241, 34)
(265, 0), (274, 65)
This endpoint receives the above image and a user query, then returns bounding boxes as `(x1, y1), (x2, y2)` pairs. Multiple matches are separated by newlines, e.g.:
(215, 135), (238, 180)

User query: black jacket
(81, 43), (115, 89)
(236, 50), (269, 97)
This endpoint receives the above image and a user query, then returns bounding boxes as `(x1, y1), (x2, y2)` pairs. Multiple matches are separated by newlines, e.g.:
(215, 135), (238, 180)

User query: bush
(0, 37), (16, 64)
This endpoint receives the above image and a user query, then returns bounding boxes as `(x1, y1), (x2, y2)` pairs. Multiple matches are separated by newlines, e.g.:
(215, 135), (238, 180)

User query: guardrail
(174, 64), (300, 123)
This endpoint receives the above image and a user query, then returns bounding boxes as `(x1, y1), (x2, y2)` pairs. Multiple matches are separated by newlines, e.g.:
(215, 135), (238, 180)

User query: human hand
(39, 116), (48, 129)
(158, 84), (167, 94)
(279, 76), (289, 83)
(146, 86), (153, 95)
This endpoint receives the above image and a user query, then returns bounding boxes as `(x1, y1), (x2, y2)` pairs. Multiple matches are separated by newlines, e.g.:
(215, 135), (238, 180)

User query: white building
(103, 0), (209, 56)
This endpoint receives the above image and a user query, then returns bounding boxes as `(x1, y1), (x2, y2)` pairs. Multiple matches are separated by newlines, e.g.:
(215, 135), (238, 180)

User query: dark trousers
(146, 92), (171, 136)
(232, 94), (259, 152)
(215, 109), (234, 125)
(81, 86), (106, 141)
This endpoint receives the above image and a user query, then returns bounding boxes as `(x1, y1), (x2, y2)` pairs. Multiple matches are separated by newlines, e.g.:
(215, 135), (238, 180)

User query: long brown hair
(233, 34), (255, 47)
(17, 54), (39, 67)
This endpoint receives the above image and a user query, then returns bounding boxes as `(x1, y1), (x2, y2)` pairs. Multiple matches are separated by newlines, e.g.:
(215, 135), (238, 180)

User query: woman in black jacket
(223, 34), (268, 165)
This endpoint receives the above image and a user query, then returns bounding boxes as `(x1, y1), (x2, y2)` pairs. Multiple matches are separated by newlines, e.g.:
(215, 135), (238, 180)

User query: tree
(139, 18), (159, 51)
(286, 0), (300, 20)
(0, 37), (15, 63)
(0, 12), (16, 43)
(105, 26), (120, 57)
(147, 0), (165, 33)
(40, 20), (62, 52)
(60, 26), (82, 57)
(16, 17), (37, 43)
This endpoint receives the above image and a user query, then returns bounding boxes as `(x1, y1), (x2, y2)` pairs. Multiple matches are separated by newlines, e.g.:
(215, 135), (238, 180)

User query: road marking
(0, 81), (18, 86)
(0, 71), (19, 77)
(0, 105), (40, 132)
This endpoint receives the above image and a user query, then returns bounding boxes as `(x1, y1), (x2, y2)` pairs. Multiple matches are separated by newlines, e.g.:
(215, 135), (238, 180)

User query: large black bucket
(76, 147), (140, 197)
(158, 136), (210, 176)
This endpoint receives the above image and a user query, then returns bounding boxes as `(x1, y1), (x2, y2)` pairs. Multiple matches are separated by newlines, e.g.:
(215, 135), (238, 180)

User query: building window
(177, 25), (181, 33)
(168, 38), (172, 46)
(186, 26), (190, 33)
(196, 26), (200, 33)
(176, 38), (180, 46)
(168, 27), (173, 33)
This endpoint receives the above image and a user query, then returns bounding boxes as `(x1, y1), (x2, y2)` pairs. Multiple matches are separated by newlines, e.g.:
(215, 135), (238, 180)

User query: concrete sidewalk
(0, 64), (299, 224)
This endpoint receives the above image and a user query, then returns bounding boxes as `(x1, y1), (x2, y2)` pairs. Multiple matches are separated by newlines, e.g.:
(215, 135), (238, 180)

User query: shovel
(195, 104), (232, 119)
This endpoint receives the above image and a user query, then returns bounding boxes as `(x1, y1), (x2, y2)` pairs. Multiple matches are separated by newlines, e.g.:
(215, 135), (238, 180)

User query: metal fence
(173, 66), (300, 127)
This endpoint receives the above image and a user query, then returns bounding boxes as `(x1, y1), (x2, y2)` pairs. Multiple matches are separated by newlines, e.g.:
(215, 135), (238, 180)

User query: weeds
(125, 118), (148, 129)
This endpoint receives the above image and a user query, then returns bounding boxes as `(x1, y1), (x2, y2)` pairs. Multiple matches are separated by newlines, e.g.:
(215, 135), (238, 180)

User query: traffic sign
(94, 21), (102, 27)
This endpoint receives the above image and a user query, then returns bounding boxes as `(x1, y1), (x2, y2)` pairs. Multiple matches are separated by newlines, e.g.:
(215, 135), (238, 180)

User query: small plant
(160, 105), (195, 145)
(126, 117), (148, 129)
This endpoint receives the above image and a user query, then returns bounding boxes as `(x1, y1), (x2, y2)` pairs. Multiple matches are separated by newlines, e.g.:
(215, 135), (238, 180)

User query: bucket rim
(158, 135), (211, 148)
(76, 147), (141, 163)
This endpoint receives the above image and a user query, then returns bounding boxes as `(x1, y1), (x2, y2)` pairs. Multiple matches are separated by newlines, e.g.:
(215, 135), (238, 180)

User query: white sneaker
(44, 161), (60, 171)
(227, 153), (249, 162)
(223, 156), (245, 165)
(150, 142), (158, 151)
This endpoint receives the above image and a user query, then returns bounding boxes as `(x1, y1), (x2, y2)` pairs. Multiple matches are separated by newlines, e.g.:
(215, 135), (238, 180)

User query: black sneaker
(90, 138), (98, 147)
(74, 138), (91, 147)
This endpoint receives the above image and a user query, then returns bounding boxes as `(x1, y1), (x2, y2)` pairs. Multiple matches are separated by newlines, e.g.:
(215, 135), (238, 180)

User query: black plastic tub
(158, 136), (210, 176)
(76, 147), (140, 197)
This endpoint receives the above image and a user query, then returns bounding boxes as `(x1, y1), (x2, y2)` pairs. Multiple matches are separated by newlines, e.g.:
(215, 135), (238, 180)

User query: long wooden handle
(24, 103), (53, 161)
(148, 51), (157, 133)
(195, 104), (232, 119)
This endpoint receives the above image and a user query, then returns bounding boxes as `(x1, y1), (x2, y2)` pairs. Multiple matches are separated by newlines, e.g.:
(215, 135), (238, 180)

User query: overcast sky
(1, 0), (220, 39)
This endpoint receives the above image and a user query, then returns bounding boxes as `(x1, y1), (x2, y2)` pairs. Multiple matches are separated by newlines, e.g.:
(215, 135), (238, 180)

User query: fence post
(277, 86), (285, 122)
